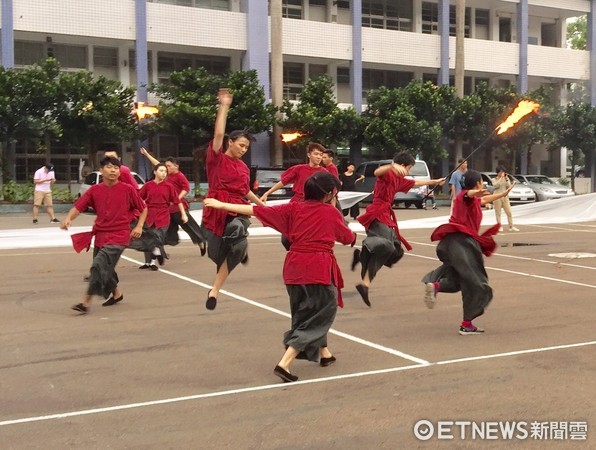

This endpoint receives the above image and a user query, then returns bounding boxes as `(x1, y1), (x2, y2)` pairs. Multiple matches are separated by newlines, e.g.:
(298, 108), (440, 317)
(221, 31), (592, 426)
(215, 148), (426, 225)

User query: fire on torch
(134, 101), (159, 120)
(426, 99), (541, 197)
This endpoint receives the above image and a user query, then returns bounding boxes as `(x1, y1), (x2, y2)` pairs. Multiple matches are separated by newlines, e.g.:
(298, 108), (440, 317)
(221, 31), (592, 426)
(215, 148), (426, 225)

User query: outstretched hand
(140, 147), (148, 156)
(203, 198), (223, 209)
(467, 188), (490, 198)
(218, 88), (233, 107)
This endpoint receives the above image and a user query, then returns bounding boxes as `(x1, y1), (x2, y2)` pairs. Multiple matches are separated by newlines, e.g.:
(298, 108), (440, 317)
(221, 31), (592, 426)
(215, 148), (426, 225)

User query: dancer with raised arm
(201, 88), (266, 310)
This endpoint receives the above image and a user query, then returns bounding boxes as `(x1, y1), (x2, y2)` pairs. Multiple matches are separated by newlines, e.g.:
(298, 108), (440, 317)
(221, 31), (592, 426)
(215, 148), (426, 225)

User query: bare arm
(478, 183), (515, 206)
(204, 198), (255, 216)
(130, 207), (148, 239)
(60, 207), (82, 230)
(140, 147), (160, 167)
(260, 180), (285, 202)
(245, 189), (267, 206)
(413, 177), (446, 187)
(178, 203), (188, 223)
(212, 88), (233, 153)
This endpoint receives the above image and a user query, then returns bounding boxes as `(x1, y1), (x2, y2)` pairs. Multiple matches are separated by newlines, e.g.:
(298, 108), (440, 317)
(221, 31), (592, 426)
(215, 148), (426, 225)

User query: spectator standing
(32, 163), (59, 224)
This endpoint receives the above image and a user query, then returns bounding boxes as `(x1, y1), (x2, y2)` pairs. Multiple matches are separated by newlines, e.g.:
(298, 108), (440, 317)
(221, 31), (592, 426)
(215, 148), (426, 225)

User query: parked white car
(514, 174), (575, 202)
(480, 172), (536, 204)
(78, 171), (145, 198)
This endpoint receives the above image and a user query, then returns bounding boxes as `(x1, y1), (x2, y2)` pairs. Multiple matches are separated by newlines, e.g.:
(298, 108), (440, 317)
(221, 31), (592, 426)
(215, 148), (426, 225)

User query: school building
(1, 0), (594, 181)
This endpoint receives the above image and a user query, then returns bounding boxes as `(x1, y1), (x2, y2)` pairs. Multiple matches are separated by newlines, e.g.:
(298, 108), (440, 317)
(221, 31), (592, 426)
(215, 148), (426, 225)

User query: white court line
(119, 254), (429, 366)
(2, 339), (594, 427)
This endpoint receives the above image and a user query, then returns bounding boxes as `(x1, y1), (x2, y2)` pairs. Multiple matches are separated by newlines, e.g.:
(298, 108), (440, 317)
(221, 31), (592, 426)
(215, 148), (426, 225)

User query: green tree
(278, 75), (364, 150)
(362, 81), (455, 162)
(549, 101), (596, 190)
(152, 68), (276, 181)
(55, 70), (137, 171)
(567, 15), (587, 50)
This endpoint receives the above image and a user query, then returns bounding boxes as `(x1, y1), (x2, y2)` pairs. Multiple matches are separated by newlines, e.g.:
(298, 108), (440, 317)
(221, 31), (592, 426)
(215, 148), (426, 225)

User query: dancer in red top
(134, 163), (187, 270)
(422, 170), (513, 335)
(352, 152), (445, 307)
(201, 88), (266, 310)
(140, 148), (206, 256)
(321, 149), (339, 178)
(204, 171), (356, 383)
(62, 157), (147, 314)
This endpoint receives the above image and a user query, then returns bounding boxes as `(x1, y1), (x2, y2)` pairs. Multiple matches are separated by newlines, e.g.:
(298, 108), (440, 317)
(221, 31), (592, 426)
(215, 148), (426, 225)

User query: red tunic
(139, 180), (180, 228)
(118, 165), (138, 189)
(253, 201), (356, 307)
(357, 170), (415, 250)
(430, 190), (500, 256)
(202, 141), (250, 236)
(281, 164), (328, 202)
(325, 163), (339, 178)
(74, 182), (146, 247)
(165, 171), (191, 212)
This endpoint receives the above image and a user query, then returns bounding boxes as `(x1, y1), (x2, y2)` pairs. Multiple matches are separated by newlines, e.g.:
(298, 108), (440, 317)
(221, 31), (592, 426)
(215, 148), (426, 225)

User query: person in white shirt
(32, 163), (59, 224)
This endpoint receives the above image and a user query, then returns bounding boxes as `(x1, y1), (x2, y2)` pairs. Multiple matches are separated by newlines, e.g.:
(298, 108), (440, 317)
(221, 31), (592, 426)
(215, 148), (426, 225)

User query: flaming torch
(134, 101), (159, 120)
(426, 99), (540, 197)
(281, 132), (305, 144)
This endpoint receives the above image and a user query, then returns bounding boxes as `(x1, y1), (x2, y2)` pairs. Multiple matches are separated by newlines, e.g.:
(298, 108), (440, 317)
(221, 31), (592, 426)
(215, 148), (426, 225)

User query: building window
(363, 69), (413, 92)
(499, 17), (512, 42)
(336, 0), (349, 8)
(475, 9), (489, 40)
(284, 62), (305, 100)
(282, 0), (302, 19)
(151, 0), (230, 10)
(93, 47), (118, 68)
(309, 0), (326, 5)
(362, 0), (412, 32)
(422, 2), (470, 37)
(157, 53), (230, 83)
(309, 64), (327, 80)
(337, 67), (350, 84)
(51, 44), (87, 69)
(14, 41), (45, 66)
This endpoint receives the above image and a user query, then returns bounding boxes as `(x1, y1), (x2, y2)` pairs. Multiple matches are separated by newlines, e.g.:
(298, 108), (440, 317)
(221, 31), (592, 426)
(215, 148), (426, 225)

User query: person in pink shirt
(204, 171), (356, 383)
(32, 163), (58, 224)
(201, 88), (266, 310)
(61, 157), (147, 314)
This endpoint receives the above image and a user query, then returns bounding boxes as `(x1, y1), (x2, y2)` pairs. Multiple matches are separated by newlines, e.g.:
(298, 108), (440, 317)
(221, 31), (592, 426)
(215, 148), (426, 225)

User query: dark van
(354, 159), (431, 209)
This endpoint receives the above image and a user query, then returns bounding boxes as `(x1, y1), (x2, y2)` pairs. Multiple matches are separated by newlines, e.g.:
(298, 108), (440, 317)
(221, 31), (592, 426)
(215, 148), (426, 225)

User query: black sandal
(205, 291), (217, 310)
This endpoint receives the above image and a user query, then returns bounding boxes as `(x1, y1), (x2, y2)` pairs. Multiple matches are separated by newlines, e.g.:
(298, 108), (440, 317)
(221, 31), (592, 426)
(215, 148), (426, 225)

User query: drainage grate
(500, 242), (546, 248)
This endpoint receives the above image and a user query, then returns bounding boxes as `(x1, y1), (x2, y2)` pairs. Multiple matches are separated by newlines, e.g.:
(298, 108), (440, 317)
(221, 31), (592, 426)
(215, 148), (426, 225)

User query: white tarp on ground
(2, 193), (595, 250)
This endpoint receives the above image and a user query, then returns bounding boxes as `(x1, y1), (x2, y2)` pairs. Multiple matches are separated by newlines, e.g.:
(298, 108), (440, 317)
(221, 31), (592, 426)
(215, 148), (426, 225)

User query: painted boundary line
(2, 339), (594, 427)
(118, 254), (430, 366)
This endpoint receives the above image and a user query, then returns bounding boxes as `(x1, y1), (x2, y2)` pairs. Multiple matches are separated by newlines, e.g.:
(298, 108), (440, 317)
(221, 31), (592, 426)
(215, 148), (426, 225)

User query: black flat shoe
(102, 295), (123, 307)
(139, 264), (151, 270)
(150, 265), (158, 271)
(157, 254), (165, 265)
(273, 365), (298, 383)
(350, 249), (361, 271)
(241, 253), (249, 265)
(320, 356), (336, 367)
(199, 243), (207, 257)
(71, 303), (88, 314)
(205, 291), (217, 310)
(356, 283), (371, 307)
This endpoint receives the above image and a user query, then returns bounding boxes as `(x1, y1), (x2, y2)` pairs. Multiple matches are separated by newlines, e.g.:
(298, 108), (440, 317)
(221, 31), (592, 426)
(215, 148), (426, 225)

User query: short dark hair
(229, 130), (256, 144)
(100, 156), (122, 168)
(304, 171), (341, 201)
(44, 163), (54, 171)
(393, 152), (416, 166)
(495, 165), (508, 174)
(323, 149), (335, 158)
(103, 149), (121, 158)
(462, 170), (481, 189)
(307, 142), (326, 153)
(458, 158), (467, 164)
(164, 157), (179, 165)
(153, 163), (166, 171)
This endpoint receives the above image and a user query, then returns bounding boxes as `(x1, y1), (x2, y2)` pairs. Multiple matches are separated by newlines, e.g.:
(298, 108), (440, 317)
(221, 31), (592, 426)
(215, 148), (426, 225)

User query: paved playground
(0, 208), (594, 448)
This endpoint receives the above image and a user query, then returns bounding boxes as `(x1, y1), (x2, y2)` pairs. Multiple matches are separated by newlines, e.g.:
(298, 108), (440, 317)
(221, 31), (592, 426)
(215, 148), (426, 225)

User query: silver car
(514, 174), (575, 202)
(480, 172), (536, 204)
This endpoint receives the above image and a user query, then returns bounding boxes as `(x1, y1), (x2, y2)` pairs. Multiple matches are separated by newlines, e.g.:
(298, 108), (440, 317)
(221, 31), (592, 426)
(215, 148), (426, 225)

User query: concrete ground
(0, 207), (595, 449)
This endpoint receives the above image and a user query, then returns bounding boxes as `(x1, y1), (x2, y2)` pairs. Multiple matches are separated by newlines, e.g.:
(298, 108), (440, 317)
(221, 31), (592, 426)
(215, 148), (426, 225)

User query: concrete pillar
(438, 0), (449, 86)
(517, 0), (528, 94)
(270, 0), (284, 167)
(350, 0), (363, 113)
(1, 0), (14, 68)
(135, 0), (149, 103)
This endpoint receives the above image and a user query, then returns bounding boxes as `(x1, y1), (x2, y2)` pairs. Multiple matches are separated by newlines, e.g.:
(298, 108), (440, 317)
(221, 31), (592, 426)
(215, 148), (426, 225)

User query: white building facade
(1, 0), (593, 180)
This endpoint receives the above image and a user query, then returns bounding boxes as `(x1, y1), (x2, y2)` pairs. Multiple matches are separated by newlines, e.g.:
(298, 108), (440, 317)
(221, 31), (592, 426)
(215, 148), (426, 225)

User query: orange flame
(134, 102), (159, 120)
(281, 132), (304, 143)
(495, 100), (540, 135)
